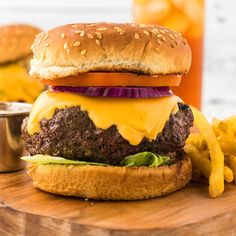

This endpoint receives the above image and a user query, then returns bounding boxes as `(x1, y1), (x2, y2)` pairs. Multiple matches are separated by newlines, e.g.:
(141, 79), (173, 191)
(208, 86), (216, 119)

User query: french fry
(185, 144), (233, 183)
(201, 150), (210, 159)
(212, 117), (236, 154)
(185, 113), (236, 196)
(224, 166), (234, 183)
(221, 142), (236, 155)
(226, 155), (236, 184)
(186, 134), (210, 159)
(212, 118), (220, 136)
(184, 144), (211, 179)
(186, 133), (207, 151)
(190, 106), (224, 197)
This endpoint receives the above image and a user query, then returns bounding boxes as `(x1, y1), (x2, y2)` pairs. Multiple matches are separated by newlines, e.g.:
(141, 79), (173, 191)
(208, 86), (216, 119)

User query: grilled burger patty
(22, 103), (193, 165)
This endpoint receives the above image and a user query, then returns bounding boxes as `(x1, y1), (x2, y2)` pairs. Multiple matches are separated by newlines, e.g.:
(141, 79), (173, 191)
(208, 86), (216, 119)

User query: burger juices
(22, 23), (193, 200)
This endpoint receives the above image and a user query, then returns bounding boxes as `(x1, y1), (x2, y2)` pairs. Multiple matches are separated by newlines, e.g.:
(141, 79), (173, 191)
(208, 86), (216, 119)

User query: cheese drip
(27, 90), (180, 145)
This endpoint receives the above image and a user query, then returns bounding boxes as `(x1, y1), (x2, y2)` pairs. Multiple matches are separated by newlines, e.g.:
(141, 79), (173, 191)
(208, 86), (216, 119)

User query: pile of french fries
(184, 107), (236, 197)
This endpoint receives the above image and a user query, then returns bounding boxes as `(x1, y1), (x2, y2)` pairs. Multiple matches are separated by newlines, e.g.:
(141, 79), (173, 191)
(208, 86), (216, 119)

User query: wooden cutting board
(1, 170), (236, 236)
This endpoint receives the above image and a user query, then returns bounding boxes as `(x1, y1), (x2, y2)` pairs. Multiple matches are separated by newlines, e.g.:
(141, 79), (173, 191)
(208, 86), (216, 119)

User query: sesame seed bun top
(0, 24), (41, 64)
(30, 23), (192, 80)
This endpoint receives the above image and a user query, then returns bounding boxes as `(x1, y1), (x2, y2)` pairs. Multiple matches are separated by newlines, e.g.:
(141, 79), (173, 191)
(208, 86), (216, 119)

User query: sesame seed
(97, 27), (107, 31)
(36, 39), (41, 46)
(144, 30), (149, 36)
(114, 26), (121, 30)
(159, 29), (166, 34)
(43, 34), (48, 40)
(182, 40), (187, 45)
(169, 34), (175, 39)
(151, 29), (159, 35)
(80, 31), (85, 37)
(66, 49), (70, 55)
(73, 41), (81, 47)
(45, 43), (49, 47)
(60, 33), (66, 39)
(174, 33), (179, 38)
(72, 24), (78, 28)
(175, 40), (178, 45)
(75, 30), (81, 34)
(64, 42), (69, 50)
(113, 26), (125, 35)
(157, 34), (162, 38)
(87, 34), (93, 39)
(95, 39), (100, 46)
(114, 26), (122, 32)
(157, 40), (162, 45)
(139, 24), (147, 28)
(81, 50), (87, 56)
(95, 32), (102, 39)
(86, 23), (98, 27)
(84, 198), (89, 201)
(170, 44), (175, 48)
(134, 33), (140, 39)
(30, 45), (34, 50)
(161, 37), (166, 42)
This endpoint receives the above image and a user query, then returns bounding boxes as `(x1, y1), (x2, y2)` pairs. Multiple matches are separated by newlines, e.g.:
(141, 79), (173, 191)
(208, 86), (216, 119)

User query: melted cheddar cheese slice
(27, 90), (181, 145)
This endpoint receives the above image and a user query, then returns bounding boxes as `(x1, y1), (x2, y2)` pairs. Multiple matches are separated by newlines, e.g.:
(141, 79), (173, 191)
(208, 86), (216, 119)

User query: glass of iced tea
(133, 0), (204, 109)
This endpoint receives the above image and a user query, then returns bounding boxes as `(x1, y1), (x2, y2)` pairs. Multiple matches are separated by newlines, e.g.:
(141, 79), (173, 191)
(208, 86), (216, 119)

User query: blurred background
(0, 0), (235, 119)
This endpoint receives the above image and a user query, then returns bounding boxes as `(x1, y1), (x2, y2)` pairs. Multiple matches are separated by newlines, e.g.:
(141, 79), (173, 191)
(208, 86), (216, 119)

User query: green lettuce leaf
(21, 155), (108, 166)
(22, 152), (170, 168)
(120, 152), (170, 167)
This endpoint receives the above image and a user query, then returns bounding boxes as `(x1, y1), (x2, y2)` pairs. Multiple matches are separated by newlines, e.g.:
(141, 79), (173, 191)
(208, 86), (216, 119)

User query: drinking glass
(133, 0), (204, 108)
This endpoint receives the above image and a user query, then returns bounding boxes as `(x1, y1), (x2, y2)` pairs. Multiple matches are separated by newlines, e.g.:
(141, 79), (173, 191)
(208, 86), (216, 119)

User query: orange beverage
(133, 0), (204, 109)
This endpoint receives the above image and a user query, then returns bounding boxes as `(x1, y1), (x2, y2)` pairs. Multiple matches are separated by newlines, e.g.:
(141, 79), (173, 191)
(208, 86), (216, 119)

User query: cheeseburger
(22, 23), (193, 200)
(0, 24), (44, 102)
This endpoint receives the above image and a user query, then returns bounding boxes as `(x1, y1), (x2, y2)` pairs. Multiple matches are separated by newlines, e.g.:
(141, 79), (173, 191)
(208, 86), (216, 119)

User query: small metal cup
(0, 102), (31, 172)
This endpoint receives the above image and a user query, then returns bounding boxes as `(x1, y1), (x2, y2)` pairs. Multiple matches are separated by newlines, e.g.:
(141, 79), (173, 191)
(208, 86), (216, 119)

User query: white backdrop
(0, 0), (236, 120)
(0, 0), (132, 28)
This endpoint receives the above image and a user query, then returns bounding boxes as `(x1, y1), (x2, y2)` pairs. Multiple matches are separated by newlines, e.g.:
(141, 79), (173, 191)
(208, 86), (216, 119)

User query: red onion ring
(51, 86), (173, 98)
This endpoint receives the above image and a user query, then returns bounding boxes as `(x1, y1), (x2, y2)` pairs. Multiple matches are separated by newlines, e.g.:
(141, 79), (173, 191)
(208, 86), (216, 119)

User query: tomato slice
(41, 73), (181, 87)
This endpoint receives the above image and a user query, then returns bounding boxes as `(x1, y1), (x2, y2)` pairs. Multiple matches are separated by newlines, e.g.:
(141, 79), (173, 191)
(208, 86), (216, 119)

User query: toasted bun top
(0, 24), (41, 64)
(30, 23), (192, 80)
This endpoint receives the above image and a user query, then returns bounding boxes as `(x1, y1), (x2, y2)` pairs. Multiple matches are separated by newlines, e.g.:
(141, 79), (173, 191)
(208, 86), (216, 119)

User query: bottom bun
(27, 155), (192, 200)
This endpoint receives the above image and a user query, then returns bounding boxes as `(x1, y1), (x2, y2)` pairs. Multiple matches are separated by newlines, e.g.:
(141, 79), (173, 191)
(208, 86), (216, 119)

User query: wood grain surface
(1, 170), (236, 236)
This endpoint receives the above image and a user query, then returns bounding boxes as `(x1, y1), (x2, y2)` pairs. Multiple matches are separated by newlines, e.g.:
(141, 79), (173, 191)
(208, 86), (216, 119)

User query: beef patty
(22, 103), (193, 165)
